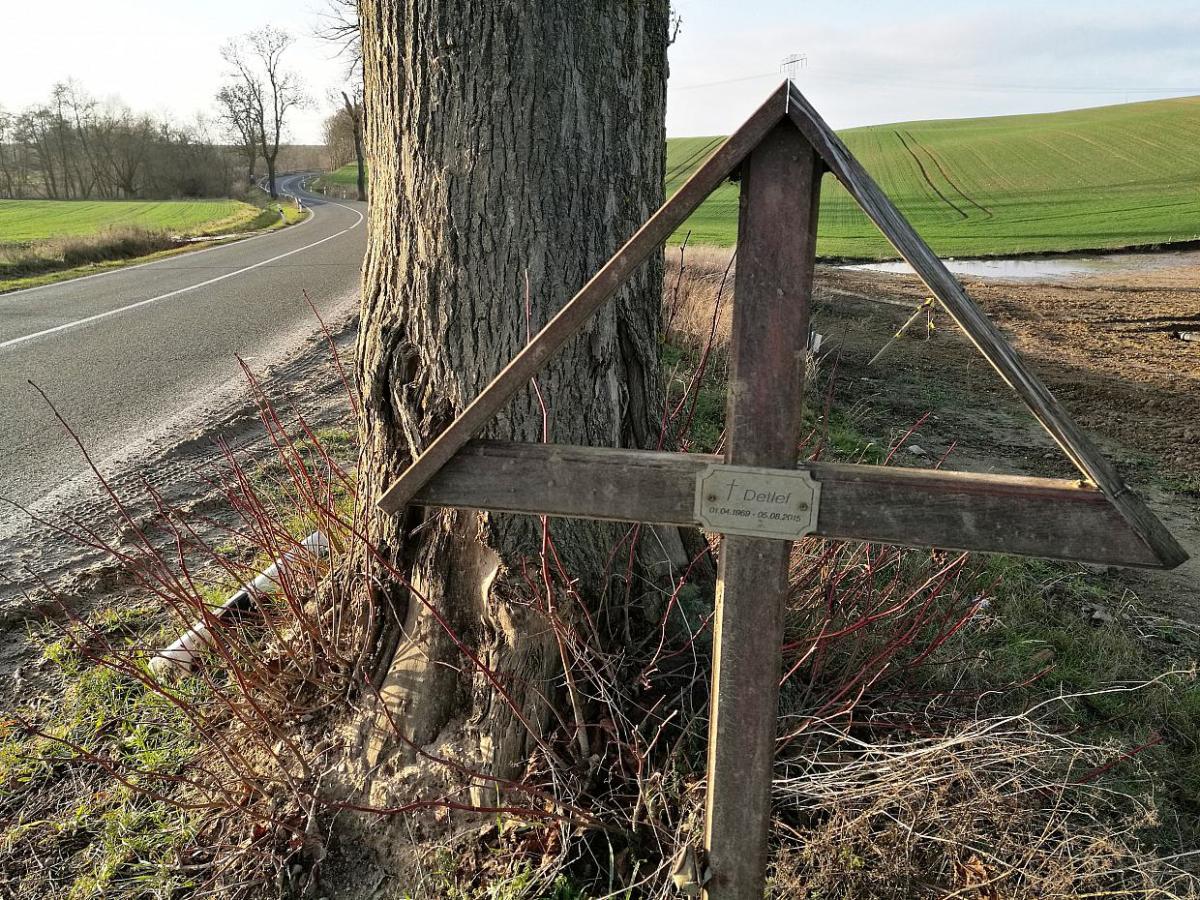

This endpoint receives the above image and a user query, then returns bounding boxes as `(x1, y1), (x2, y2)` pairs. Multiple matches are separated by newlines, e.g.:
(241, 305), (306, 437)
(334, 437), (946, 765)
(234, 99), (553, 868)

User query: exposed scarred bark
(356, 2), (674, 785)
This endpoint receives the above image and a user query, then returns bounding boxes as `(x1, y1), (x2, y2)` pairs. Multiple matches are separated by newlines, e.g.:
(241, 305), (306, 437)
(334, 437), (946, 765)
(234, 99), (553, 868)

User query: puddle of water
(842, 248), (1200, 281)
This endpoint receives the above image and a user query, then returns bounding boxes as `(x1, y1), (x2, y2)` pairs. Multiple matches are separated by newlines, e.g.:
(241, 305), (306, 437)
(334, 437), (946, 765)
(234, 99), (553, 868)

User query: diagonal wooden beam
(410, 441), (1170, 569)
(782, 81), (1186, 569)
(377, 84), (792, 514)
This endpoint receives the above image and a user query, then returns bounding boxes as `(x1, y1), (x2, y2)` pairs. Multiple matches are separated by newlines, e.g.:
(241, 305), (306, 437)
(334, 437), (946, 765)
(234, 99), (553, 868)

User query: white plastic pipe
(149, 531), (329, 676)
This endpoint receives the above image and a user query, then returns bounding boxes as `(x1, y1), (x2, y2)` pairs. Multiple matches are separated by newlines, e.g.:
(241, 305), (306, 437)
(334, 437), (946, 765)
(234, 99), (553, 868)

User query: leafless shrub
(4, 313), (590, 896)
(3, 329), (379, 895)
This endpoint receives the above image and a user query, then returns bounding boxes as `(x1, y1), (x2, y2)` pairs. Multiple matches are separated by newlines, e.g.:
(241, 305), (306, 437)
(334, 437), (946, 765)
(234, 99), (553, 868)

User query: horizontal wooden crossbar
(410, 441), (1167, 568)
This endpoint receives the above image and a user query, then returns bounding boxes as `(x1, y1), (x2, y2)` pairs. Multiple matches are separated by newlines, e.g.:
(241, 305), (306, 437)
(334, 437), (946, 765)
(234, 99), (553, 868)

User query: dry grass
(663, 244), (736, 352)
(634, 701), (1198, 900)
(0, 227), (180, 277)
(767, 697), (1199, 898)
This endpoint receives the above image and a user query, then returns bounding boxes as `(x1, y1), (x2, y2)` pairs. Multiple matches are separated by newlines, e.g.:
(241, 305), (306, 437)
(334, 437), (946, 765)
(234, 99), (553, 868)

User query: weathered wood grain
(701, 124), (821, 900)
(412, 441), (1166, 568)
(783, 80), (1186, 570)
(376, 84), (792, 515)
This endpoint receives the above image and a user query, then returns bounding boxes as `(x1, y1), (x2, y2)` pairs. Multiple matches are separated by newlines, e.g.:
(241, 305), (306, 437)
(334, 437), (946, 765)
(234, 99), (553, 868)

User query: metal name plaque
(694, 463), (821, 540)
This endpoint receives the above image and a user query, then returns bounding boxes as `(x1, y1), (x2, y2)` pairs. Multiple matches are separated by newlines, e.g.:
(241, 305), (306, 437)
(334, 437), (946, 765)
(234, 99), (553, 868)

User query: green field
(317, 98), (1200, 259)
(0, 199), (261, 244)
(322, 165), (361, 187)
(669, 96), (1200, 258)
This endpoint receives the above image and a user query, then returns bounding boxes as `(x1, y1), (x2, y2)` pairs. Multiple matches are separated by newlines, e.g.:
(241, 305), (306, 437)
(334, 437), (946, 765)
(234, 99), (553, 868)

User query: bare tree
(0, 84), (234, 201)
(0, 107), (18, 198)
(216, 82), (260, 181)
(338, 89), (366, 201)
(316, 0), (361, 71)
(321, 105), (355, 171)
(221, 27), (306, 198)
(59, 83), (100, 199)
(316, 0), (366, 200)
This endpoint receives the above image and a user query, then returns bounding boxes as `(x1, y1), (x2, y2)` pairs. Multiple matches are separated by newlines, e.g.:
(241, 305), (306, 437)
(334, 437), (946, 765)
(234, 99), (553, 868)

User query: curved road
(0, 175), (366, 535)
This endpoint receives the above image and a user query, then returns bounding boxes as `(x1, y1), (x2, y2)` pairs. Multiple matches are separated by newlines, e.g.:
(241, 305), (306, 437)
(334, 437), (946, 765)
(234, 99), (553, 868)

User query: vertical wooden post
(703, 124), (822, 899)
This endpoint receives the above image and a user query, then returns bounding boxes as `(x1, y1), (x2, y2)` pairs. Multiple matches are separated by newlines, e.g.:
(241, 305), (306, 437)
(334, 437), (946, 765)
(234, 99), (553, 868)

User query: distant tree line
(0, 26), (339, 204)
(322, 102), (362, 170)
(0, 82), (236, 201)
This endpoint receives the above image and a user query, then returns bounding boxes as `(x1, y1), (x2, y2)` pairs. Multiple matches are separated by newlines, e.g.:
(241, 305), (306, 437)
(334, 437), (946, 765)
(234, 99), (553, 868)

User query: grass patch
(0, 199), (259, 243)
(661, 342), (727, 452)
(1, 603), (204, 898)
(661, 340), (884, 464)
(0, 195), (307, 291)
(277, 202), (306, 226)
(419, 853), (591, 900)
(311, 165), (366, 200)
(757, 400), (1200, 894)
(668, 95), (1200, 258)
(950, 556), (1200, 846)
(789, 398), (1200, 865)
(314, 164), (363, 190)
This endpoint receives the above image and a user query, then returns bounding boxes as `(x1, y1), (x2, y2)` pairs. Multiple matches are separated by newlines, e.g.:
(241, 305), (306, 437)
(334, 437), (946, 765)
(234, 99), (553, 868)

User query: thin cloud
(667, 3), (1200, 135)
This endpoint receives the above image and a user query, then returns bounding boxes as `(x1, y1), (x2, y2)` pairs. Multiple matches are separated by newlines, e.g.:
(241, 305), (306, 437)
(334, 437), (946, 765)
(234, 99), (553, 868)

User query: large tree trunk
(356, 1), (673, 786)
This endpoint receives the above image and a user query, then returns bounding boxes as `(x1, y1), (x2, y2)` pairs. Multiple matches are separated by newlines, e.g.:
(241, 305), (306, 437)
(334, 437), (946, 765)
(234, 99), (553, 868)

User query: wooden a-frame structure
(379, 80), (1183, 571)
(378, 82), (1186, 899)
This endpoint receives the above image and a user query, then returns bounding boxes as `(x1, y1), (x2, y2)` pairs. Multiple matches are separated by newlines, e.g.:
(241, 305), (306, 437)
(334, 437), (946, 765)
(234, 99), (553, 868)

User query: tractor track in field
(665, 136), (724, 189)
(902, 130), (994, 219)
(894, 130), (969, 219)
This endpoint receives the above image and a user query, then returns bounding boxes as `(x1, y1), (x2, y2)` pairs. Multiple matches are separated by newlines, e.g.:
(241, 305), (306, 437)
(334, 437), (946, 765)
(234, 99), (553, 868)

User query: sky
(2, 0), (1200, 143)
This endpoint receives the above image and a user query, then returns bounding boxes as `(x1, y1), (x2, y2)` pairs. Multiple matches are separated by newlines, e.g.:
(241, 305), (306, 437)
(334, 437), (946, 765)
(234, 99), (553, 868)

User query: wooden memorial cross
(377, 82), (1187, 899)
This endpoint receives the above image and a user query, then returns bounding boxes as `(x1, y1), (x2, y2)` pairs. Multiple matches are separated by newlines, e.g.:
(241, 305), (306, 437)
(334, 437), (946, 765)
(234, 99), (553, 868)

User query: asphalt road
(0, 175), (366, 534)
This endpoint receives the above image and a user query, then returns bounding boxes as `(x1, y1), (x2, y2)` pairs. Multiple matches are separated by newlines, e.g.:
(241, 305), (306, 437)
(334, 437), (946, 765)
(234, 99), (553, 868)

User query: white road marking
(0, 196), (363, 352)
(0, 174), (317, 300)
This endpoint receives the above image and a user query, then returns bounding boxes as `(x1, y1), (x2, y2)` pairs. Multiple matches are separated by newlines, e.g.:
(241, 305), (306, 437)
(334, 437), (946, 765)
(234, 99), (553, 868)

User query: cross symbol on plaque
(377, 82), (1186, 899)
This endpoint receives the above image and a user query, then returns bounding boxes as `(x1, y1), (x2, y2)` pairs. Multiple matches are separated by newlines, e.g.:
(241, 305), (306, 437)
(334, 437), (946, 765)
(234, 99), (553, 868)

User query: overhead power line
(668, 72), (781, 92)
(668, 68), (1200, 96)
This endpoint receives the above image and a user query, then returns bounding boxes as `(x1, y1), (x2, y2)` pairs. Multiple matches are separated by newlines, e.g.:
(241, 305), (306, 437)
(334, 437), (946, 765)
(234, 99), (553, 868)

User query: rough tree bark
(356, 1), (674, 785)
